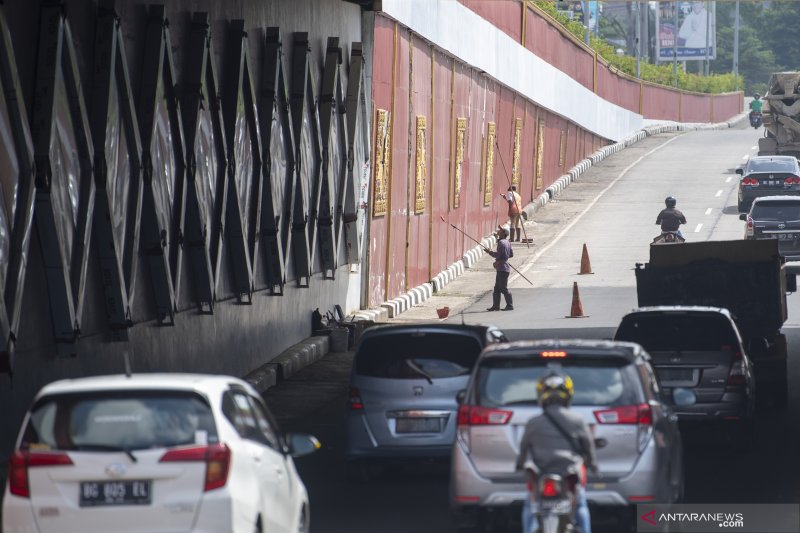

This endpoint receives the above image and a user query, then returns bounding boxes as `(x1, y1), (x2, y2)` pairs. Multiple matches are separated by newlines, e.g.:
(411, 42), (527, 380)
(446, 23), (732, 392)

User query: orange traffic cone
(578, 243), (594, 275)
(565, 282), (589, 318)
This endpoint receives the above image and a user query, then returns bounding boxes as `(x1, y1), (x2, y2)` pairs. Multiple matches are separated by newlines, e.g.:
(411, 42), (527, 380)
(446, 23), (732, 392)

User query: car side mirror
(736, 168), (744, 175)
(286, 433), (320, 458)
(739, 213), (747, 221)
(456, 390), (467, 404)
(672, 387), (697, 407)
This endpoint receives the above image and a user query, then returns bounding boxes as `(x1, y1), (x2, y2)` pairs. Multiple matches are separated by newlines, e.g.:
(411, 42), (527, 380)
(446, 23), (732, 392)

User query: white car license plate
(79, 480), (152, 507)
(539, 498), (572, 513)
(658, 368), (698, 386)
(396, 417), (442, 433)
(779, 233), (793, 240)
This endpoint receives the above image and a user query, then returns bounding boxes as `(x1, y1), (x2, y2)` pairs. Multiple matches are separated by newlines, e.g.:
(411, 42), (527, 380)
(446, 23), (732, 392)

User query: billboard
(656, 1), (716, 61)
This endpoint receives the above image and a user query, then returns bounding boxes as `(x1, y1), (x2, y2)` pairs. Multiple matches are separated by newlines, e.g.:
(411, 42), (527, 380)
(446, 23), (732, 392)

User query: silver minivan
(450, 339), (684, 530)
(346, 324), (507, 479)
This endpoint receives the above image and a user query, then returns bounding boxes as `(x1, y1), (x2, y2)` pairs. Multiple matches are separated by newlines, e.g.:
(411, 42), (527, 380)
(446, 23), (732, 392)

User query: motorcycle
(525, 461), (581, 533)
(652, 231), (685, 245)
(749, 110), (763, 129)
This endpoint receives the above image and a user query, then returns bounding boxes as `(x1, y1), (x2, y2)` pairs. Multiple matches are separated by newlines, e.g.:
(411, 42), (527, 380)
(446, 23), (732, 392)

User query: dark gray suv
(614, 306), (756, 447)
(740, 196), (800, 260)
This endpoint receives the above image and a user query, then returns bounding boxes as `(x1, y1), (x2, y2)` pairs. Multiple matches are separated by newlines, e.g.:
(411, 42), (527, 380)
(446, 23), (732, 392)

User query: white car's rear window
(476, 360), (638, 407)
(20, 391), (218, 452)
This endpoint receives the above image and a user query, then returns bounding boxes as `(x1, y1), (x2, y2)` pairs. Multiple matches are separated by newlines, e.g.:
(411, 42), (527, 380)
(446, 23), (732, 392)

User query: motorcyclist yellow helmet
(536, 371), (574, 406)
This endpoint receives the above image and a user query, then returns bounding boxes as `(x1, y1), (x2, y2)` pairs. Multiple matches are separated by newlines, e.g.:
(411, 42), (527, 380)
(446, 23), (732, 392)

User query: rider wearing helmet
(516, 371), (596, 533)
(749, 94), (763, 114)
(656, 196), (687, 239)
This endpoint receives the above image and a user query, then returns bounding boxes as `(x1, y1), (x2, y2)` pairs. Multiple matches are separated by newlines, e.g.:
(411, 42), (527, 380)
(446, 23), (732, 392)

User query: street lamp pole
(636, 1), (641, 78)
(705, 0), (711, 75)
(733, 0), (740, 89)
(673, 1), (678, 87)
(584, 0), (590, 45)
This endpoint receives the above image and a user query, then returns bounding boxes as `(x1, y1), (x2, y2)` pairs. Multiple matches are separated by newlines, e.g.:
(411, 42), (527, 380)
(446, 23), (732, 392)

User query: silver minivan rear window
(476, 360), (638, 407)
(20, 391), (218, 451)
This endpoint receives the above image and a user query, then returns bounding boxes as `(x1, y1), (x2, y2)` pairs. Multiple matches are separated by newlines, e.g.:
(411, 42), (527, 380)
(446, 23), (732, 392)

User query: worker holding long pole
(484, 226), (514, 312)
(501, 185), (523, 242)
(495, 141), (531, 247)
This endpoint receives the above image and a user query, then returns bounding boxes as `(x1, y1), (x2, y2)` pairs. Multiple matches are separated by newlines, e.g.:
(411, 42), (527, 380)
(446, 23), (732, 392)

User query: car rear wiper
(406, 359), (434, 385)
(74, 443), (138, 462)
(502, 400), (540, 406)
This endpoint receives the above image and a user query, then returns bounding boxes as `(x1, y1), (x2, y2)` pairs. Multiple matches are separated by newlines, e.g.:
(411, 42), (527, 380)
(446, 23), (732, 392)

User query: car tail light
(348, 387), (364, 410)
(160, 444), (231, 492)
(456, 405), (512, 454)
(540, 476), (561, 498)
(594, 403), (653, 452)
(785, 176), (800, 185)
(593, 404), (651, 425)
(8, 450), (73, 498)
(728, 351), (746, 386)
(457, 405), (513, 426)
(745, 216), (754, 237)
(742, 177), (758, 186)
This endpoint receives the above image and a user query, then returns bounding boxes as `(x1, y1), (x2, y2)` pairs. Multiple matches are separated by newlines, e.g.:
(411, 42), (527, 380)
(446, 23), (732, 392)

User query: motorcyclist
(749, 94), (763, 127)
(656, 196), (686, 239)
(516, 371), (596, 533)
(749, 94), (763, 114)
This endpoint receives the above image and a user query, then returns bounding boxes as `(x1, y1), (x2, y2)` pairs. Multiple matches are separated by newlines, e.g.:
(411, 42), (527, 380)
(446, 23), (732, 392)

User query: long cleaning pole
(439, 216), (533, 285)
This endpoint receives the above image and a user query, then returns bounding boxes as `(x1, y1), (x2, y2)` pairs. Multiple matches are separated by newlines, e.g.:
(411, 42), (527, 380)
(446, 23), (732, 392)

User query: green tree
(753, 2), (800, 71)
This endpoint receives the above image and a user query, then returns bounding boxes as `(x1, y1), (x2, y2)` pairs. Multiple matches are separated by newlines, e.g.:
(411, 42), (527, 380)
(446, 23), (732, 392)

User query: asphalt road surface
(264, 125), (800, 532)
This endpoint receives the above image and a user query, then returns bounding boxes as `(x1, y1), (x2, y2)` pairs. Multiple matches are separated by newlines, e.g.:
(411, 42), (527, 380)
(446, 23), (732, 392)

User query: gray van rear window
(356, 332), (482, 380)
(21, 391), (218, 451)
(615, 313), (737, 352)
(476, 360), (638, 407)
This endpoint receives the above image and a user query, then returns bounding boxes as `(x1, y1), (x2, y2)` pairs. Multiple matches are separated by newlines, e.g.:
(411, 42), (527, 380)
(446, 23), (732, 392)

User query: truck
(634, 239), (796, 407)
(759, 72), (800, 159)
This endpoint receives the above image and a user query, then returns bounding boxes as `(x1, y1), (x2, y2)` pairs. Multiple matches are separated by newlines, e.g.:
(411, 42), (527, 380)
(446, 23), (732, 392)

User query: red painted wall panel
(384, 29), (411, 301)
(406, 36), (433, 290)
(367, 16), (395, 308)
(525, 6), (594, 90)
(642, 83), (680, 121)
(431, 50), (454, 280)
(459, 0), (522, 43)
(681, 93), (711, 123)
(596, 67), (641, 111)
(520, 100), (536, 204)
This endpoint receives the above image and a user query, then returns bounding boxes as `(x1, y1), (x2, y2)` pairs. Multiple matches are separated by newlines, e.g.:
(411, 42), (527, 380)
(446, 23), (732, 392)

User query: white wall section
(379, 0), (643, 141)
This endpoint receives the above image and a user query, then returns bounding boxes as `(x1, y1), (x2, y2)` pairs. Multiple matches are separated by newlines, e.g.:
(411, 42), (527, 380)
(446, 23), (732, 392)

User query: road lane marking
(715, 190), (722, 197)
(694, 224), (703, 233)
(751, 146), (758, 150)
(725, 176), (732, 183)
(510, 136), (683, 283)
(705, 208), (712, 215)
(742, 154), (749, 159)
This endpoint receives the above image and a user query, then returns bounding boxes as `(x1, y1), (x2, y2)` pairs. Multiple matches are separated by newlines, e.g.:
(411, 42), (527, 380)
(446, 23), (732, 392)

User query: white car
(2, 373), (318, 533)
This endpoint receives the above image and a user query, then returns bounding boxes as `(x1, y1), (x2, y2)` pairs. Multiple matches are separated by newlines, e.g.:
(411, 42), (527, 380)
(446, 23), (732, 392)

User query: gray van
(346, 324), (507, 479)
